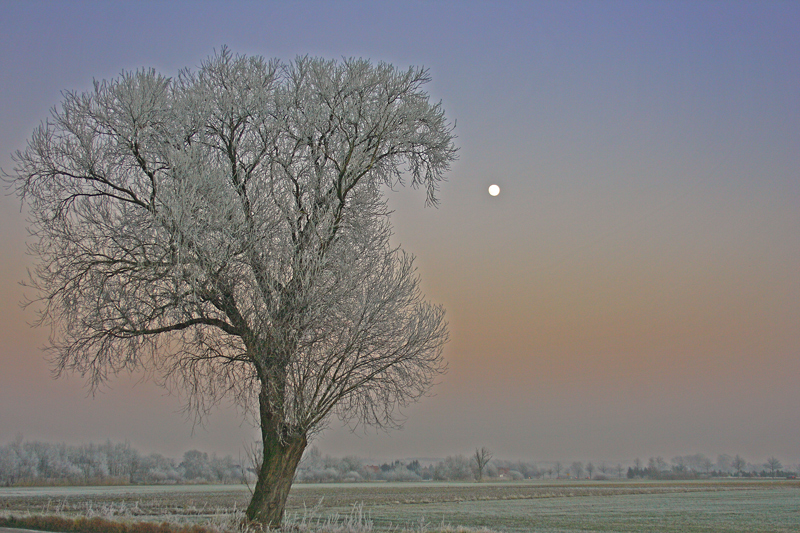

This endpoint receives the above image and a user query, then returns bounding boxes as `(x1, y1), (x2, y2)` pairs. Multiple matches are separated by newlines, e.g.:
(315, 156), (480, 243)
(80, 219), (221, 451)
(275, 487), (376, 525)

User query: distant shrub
(341, 471), (363, 482)
(381, 467), (421, 482)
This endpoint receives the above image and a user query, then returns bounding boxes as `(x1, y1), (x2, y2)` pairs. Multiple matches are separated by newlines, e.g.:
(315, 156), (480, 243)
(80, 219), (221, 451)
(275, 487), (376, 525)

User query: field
(1, 479), (799, 532)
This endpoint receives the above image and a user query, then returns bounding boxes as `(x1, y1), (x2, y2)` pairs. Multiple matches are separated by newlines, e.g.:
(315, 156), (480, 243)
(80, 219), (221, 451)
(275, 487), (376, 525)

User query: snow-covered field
(1, 479), (798, 532)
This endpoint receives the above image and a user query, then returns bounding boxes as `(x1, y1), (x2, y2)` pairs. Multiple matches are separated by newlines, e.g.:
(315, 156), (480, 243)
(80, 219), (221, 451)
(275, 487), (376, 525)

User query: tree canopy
(6, 48), (457, 525)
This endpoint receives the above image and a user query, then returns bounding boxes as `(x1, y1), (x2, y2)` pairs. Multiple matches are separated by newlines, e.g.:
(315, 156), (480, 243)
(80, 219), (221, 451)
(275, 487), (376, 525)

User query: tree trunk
(245, 402), (307, 527)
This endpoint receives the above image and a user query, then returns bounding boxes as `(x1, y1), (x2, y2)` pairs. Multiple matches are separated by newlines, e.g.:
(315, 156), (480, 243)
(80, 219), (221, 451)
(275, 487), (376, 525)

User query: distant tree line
(0, 436), (242, 486)
(626, 454), (796, 480)
(295, 447), (549, 482)
(296, 450), (796, 483)
(2, 436), (795, 486)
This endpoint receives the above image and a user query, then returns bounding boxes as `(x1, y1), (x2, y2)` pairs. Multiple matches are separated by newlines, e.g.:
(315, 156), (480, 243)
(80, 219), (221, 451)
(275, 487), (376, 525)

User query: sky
(1, 0), (798, 467)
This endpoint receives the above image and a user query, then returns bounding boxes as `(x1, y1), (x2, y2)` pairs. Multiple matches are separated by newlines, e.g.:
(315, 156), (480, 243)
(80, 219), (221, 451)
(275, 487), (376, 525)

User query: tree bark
(245, 417), (307, 527)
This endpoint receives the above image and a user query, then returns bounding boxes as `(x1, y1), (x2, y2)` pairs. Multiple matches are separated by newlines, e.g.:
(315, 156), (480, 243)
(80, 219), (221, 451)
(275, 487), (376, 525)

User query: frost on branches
(6, 48), (457, 525)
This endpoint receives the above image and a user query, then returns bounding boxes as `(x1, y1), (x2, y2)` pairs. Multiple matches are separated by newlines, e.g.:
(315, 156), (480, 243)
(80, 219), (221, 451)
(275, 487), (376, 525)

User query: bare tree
(473, 447), (493, 482)
(765, 456), (782, 478)
(5, 49), (456, 526)
(571, 461), (584, 479)
(554, 461), (563, 479)
(586, 462), (594, 479)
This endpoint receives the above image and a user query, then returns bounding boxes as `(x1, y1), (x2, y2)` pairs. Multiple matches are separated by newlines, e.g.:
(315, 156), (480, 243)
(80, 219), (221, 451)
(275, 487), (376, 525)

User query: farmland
(1, 479), (798, 532)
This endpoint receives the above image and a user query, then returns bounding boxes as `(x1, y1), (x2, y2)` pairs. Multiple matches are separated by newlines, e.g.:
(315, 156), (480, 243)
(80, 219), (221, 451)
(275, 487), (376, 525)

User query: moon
(488, 184), (500, 196)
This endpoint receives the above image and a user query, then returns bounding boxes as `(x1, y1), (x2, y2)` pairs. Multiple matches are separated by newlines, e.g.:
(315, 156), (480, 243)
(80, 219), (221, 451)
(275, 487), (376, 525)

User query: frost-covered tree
(180, 450), (213, 481)
(0, 445), (21, 486)
(570, 461), (584, 479)
(716, 453), (733, 474)
(765, 456), (782, 478)
(433, 455), (473, 481)
(5, 48), (456, 525)
(732, 454), (746, 477)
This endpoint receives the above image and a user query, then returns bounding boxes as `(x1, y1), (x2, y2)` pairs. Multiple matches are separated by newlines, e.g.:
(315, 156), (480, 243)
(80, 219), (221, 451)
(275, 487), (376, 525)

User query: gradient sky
(1, 0), (798, 467)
